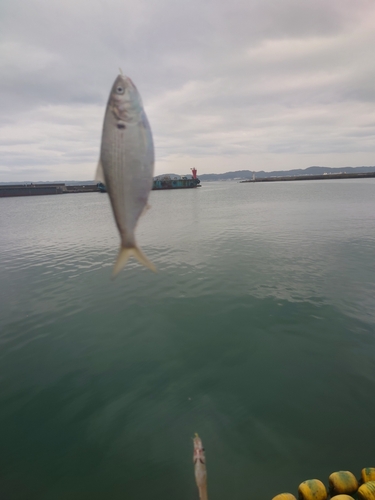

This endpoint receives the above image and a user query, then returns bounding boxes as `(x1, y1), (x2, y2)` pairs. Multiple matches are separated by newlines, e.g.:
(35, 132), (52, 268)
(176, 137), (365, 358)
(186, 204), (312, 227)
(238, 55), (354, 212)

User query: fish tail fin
(131, 246), (157, 273)
(112, 245), (156, 278)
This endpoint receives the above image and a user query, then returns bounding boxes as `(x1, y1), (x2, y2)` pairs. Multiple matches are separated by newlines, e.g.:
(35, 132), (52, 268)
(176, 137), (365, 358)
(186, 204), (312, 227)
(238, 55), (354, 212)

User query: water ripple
(1, 181), (375, 499)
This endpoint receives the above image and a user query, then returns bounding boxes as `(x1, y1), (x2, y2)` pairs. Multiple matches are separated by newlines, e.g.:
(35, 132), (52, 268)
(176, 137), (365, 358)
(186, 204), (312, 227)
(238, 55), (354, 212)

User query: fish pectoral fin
(110, 104), (122, 120)
(95, 160), (105, 183)
(141, 203), (151, 217)
(112, 245), (157, 278)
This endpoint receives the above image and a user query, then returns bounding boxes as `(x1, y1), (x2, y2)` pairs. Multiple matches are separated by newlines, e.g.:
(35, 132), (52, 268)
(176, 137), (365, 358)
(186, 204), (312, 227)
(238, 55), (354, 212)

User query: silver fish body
(96, 74), (155, 276)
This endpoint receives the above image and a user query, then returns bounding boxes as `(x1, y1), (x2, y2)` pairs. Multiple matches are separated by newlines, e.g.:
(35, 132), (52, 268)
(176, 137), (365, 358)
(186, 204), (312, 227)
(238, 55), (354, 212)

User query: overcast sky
(1, 0), (375, 181)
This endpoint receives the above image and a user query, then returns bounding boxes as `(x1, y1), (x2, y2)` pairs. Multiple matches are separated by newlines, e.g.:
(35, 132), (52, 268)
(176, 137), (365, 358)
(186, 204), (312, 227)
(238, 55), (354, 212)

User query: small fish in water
(96, 74), (156, 277)
(193, 433), (208, 500)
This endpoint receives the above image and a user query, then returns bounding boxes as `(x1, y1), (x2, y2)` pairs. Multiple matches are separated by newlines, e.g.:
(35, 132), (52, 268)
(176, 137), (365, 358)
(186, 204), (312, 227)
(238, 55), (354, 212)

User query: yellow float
(271, 467), (375, 500)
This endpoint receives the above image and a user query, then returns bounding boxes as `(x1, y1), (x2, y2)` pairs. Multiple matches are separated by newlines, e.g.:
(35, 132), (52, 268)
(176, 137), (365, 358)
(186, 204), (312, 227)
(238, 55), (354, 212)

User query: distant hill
(199, 166), (375, 182)
(2, 166), (375, 185)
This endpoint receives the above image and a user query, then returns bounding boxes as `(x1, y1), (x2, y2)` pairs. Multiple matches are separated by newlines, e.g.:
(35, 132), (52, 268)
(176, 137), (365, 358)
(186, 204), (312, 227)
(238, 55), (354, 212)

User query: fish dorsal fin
(95, 159), (105, 183)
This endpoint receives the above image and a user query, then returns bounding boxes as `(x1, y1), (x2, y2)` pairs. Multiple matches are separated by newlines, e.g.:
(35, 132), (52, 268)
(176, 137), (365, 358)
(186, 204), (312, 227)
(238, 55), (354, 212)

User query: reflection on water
(0, 180), (375, 499)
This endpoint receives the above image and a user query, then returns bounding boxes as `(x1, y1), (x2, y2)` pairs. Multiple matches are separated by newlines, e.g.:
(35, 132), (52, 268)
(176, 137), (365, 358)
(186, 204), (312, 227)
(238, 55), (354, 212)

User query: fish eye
(116, 86), (125, 94)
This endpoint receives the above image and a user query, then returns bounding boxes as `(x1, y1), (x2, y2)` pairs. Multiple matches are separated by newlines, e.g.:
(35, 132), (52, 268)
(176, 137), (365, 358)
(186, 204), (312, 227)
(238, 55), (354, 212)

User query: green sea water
(1, 180), (375, 500)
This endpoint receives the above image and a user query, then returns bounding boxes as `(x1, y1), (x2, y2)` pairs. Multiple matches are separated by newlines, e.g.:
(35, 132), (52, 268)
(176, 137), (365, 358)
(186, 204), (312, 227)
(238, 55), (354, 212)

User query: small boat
(152, 168), (201, 190)
(152, 174), (200, 190)
(97, 169), (201, 193)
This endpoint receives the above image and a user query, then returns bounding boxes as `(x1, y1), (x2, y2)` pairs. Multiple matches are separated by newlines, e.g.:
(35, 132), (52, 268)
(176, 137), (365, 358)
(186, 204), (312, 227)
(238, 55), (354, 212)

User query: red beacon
(191, 168), (197, 179)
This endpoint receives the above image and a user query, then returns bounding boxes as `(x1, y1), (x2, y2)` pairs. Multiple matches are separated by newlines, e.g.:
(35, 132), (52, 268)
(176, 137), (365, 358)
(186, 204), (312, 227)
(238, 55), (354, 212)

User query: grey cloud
(1, 0), (369, 102)
(1, 0), (375, 180)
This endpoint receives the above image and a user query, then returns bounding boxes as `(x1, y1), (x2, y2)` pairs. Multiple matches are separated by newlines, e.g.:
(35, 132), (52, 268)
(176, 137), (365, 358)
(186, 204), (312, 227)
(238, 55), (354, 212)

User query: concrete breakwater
(0, 183), (100, 198)
(240, 172), (375, 183)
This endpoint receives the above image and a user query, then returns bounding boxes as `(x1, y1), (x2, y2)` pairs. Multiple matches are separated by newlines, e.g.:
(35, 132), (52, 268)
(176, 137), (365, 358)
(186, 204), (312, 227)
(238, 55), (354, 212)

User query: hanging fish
(193, 433), (208, 500)
(96, 73), (156, 277)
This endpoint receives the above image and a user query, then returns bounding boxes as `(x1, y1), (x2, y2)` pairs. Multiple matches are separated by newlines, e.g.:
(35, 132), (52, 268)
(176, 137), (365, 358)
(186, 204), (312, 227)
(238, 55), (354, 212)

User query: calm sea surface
(1, 179), (375, 500)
